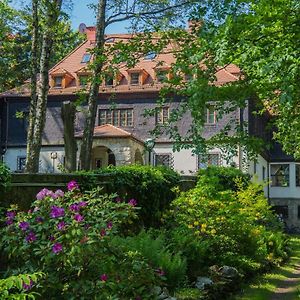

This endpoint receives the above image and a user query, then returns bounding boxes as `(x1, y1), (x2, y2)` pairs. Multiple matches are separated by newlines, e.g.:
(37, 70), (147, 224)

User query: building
(0, 25), (299, 228)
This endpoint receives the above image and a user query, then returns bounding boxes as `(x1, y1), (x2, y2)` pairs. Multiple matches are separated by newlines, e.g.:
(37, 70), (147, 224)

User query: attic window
(54, 76), (63, 88)
(130, 73), (140, 85)
(81, 53), (91, 63)
(144, 51), (156, 60)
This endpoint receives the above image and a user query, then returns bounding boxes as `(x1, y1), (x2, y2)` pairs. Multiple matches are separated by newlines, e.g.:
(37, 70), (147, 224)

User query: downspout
(238, 107), (244, 170)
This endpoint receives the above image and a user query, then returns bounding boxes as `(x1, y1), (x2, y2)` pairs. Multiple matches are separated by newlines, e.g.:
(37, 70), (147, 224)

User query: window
(156, 107), (169, 124)
(198, 153), (221, 169)
(17, 156), (26, 171)
(81, 53), (92, 63)
(270, 164), (290, 187)
(144, 51), (156, 60)
(205, 105), (216, 124)
(79, 75), (88, 86)
(54, 76), (63, 88)
(130, 73), (140, 85)
(262, 166), (266, 180)
(272, 205), (288, 219)
(99, 108), (133, 127)
(296, 165), (300, 186)
(154, 153), (174, 168)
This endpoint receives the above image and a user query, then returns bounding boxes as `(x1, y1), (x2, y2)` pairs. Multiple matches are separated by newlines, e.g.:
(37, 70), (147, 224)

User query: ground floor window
(198, 153), (221, 169)
(154, 153), (174, 169)
(17, 156), (26, 171)
(296, 164), (300, 186)
(270, 164), (290, 187)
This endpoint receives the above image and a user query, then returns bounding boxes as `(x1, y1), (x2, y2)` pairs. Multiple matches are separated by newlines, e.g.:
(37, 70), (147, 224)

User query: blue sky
(10, 0), (129, 33)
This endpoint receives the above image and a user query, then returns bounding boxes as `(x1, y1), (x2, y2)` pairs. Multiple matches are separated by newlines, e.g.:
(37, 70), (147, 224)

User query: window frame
(53, 76), (63, 88)
(296, 164), (300, 187)
(130, 72), (140, 85)
(154, 153), (174, 169)
(81, 53), (92, 63)
(155, 107), (169, 125)
(98, 108), (133, 127)
(17, 156), (26, 172)
(205, 105), (217, 125)
(197, 153), (221, 170)
(270, 163), (290, 187)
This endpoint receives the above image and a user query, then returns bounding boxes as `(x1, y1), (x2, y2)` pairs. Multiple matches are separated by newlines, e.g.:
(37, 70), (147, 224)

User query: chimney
(78, 23), (96, 41)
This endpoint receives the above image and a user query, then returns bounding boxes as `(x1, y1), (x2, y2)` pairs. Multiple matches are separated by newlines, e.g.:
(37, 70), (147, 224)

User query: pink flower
(57, 221), (66, 230)
(22, 279), (34, 290)
(67, 180), (79, 191)
(100, 274), (108, 282)
(100, 229), (106, 237)
(115, 197), (122, 203)
(74, 214), (84, 222)
(36, 188), (51, 200)
(52, 242), (63, 254)
(50, 206), (65, 218)
(55, 189), (64, 198)
(128, 199), (137, 207)
(107, 221), (113, 229)
(155, 268), (165, 276)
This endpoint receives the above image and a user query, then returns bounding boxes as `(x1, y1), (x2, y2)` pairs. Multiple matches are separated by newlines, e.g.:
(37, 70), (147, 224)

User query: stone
(219, 266), (239, 279)
(195, 276), (213, 290)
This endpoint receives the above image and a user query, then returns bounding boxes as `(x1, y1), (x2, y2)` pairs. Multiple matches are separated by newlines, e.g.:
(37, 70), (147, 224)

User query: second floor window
(156, 107), (169, 124)
(205, 105), (216, 124)
(99, 108), (133, 127)
(270, 164), (289, 187)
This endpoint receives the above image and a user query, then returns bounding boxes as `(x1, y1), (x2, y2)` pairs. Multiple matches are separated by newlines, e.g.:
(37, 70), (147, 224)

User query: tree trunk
(61, 101), (77, 172)
(25, 0), (62, 173)
(79, 0), (106, 170)
(25, 0), (39, 173)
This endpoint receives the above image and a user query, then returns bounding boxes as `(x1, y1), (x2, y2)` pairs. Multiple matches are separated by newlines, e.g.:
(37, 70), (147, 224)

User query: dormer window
(81, 53), (91, 63)
(130, 73), (140, 85)
(54, 76), (63, 88)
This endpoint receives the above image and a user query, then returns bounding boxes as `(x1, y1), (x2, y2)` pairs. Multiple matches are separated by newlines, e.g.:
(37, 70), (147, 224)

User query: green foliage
(0, 272), (44, 300)
(1, 182), (163, 299)
(174, 288), (204, 300)
(198, 166), (250, 191)
(164, 178), (287, 279)
(0, 163), (11, 193)
(79, 165), (180, 227)
(111, 230), (187, 291)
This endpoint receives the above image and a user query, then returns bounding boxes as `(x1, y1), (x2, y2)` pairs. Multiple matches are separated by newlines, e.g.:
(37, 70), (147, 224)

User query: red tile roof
(0, 26), (240, 98)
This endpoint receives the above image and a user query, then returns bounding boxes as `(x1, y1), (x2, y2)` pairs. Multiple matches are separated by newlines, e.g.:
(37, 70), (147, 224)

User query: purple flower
(57, 221), (66, 230)
(6, 218), (13, 226)
(50, 206), (65, 218)
(25, 232), (36, 243)
(100, 229), (106, 237)
(78, 201), (87, 208)
(67, 180), (79, 191)
(55, 189), (64, 198)
(52, 242), (63, 254)
(35, 216), (44, 223)
(115, 197), (122, 203)
(69, 203), (80, 212)
(6, 211), (16, 219)
(155, 268), (165, 276)
(107, 221), (113, 229)
(128, 199), (137, 207)
(22, 280), (34, 290)
(36, 188), (50, 200)
(19, 221), (30, 231)
(100, 274), (108, 282)
(49, 235), (55, 241)
(74, 214), (84, 222)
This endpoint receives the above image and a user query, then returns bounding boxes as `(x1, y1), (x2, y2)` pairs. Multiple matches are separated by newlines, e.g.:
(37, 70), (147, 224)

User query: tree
(79, 0), (197, 170)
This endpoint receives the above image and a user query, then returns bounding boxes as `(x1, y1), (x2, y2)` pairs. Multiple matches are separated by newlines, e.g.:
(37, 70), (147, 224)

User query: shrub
(111, 230), (187, 291)
(164, 178), (287, 279)
(0, 163), (11, 193)
(1, 182), (163, 299)
(198, 166), (250, 191)
(79, 165), (180, 227)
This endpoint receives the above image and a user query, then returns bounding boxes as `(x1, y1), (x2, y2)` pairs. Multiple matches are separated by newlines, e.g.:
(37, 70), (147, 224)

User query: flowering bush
(1, 182), (162, 299)
(164, 178), (287, 279)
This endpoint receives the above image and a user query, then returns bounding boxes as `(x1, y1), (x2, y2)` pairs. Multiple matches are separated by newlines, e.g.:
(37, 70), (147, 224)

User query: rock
(219, 266), (239, 279)
(157, 287), (170, 299)
(195, 276), (213, 290)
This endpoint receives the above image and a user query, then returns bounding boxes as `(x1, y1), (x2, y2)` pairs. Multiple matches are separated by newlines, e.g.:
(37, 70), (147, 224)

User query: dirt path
(269, 261), (300, 300)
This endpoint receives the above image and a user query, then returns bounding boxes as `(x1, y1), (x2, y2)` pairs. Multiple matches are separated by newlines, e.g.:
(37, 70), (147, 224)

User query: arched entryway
(91, 146), (116, 169)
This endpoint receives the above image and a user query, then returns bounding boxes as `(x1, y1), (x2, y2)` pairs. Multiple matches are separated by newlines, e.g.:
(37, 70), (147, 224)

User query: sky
(10, 0), (130, 33)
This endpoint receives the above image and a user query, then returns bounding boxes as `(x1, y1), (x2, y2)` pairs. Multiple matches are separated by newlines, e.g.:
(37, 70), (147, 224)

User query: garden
(0, 163), (288, 299)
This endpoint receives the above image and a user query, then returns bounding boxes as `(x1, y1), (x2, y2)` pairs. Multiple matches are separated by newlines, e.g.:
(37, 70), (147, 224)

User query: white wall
(4, 147), (65, 173)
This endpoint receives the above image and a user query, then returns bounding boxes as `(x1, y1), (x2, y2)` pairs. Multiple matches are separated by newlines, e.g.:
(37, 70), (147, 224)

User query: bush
(79, 165), (180, 227)
(1, 182), (163, 299)
(164, 177), (287, 279)
(111, 230), (187, 291)
(0, 163), (11, 193)
(198, 166), (250, 191)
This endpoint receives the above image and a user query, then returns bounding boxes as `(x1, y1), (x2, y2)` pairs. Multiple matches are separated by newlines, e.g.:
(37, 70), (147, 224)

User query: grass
(232, 235), (300, 300)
